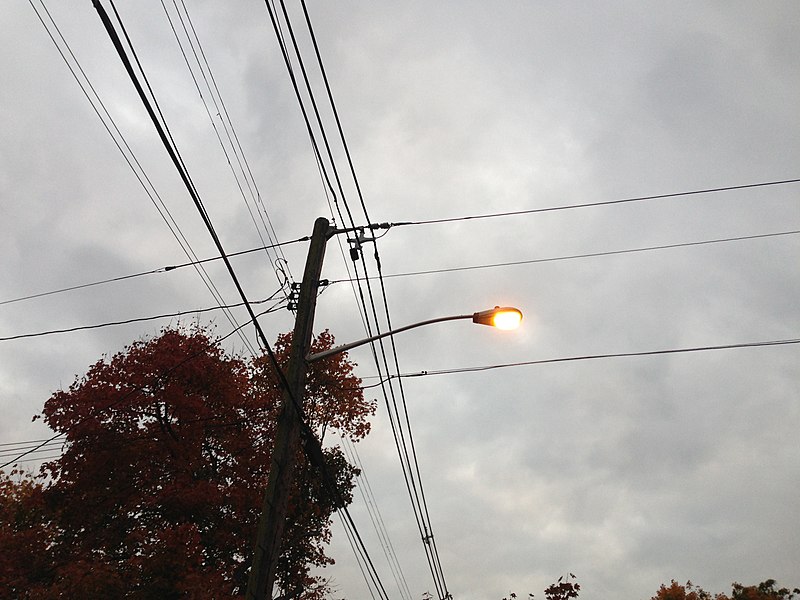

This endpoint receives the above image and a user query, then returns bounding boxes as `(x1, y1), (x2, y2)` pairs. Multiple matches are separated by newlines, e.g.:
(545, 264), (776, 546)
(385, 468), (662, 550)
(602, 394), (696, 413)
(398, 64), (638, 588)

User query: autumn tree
(495, 575), (798, 600)
(651, 580), (714, 600)
(501, 572), (580, 600)
(652, 579), (800, 600)
(0, 326), (374, 599)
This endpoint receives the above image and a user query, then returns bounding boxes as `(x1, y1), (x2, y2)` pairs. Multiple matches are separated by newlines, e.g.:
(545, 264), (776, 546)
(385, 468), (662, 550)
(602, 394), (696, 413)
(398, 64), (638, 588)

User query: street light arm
(306, 314), (473, 363)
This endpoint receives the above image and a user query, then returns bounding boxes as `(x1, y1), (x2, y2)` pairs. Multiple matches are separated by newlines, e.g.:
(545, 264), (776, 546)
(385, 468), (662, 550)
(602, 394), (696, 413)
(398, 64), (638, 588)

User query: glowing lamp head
(472, 306), (523, 330)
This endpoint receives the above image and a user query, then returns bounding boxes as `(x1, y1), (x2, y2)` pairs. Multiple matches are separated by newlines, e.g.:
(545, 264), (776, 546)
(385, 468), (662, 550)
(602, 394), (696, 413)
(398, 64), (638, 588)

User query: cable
(354, 337), (800, 384)
(391, 178), (800, 226)
(5, 225), (794, 309)
(262, 5), (400, 597)
(9, 336), (796, 467)
(329, 229), (800, 283)
(30, 0), (259, 357)
(159, 0), (293, 293)
(341, 436), (413, 600)
(291, 3), (453, 594)
(0, 292), (285, 342)
(0, 236), (308, 308)
(0, 303), (281, 470)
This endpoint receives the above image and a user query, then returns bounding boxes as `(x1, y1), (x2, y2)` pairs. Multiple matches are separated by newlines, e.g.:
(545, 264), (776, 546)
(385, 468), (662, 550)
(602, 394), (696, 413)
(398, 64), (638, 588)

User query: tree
(651, 579), (800, 600)
(729, 580), (800, 600)
(501, 572), (579, 600)
(651, 580), (714, 600)
(543, 573), (580, 600)
(0, 326), (374, 599)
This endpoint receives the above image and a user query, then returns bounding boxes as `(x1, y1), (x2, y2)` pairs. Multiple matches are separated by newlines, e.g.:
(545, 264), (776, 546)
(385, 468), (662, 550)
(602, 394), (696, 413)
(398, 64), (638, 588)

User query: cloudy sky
(2, 1), (799, 598)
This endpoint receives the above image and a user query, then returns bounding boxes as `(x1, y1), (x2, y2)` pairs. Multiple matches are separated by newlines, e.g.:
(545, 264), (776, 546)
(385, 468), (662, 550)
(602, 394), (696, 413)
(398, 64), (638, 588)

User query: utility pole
(245, 216), (331, 600)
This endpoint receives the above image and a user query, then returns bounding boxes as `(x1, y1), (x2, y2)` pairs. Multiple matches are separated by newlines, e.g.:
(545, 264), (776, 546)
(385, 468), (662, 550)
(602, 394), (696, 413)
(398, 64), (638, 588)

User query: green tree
(0, 326), (374, 599)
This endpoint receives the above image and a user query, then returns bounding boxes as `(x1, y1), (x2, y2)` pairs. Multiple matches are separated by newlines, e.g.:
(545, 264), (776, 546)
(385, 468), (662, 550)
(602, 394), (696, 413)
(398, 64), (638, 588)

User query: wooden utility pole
(245, 216), (331, 600)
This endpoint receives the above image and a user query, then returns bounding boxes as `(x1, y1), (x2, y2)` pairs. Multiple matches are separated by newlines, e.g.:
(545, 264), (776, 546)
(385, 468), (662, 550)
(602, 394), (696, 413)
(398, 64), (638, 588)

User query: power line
(95, 0), (285, 361)
(4, 225), (794, 310)
(340, 436), (414, 600)
(390, 177), (800, 226)
(0, 236), (308, 307)
(0, 293), (285, 343)
(330, 229), (800, 283)
(9, 336), (796, 462)
(292, 2), (453, 595)
(30, 0), (259, 357)
(263, 4), (398, 597)
(159, 0), (293, 293)
(0, 303), (280, 470)
(356, 337), (800, 385)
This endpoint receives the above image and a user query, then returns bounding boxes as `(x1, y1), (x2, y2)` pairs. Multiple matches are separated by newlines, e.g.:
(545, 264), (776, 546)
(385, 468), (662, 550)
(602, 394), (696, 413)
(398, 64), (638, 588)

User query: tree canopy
(651, 580), (800, 600)
(499, 575), (798, 600)
(0, 326), (374, 599)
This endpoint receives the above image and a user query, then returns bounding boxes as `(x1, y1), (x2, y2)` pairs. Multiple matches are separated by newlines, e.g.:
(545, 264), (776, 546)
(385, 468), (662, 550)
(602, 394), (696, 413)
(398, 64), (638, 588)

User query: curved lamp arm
(305, 306), (522, 363)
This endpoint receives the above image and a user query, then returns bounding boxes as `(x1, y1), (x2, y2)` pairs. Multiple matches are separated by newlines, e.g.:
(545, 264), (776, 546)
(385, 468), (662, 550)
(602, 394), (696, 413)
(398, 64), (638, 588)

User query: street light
(471, 306), (523, 330)
(306, 306), (523, 363)
(246, 215), (524, 600)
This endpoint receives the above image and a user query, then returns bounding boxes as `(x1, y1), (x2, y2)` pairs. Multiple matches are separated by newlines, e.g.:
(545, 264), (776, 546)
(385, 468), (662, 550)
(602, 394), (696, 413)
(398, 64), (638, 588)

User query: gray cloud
(2, 2), (799, 599)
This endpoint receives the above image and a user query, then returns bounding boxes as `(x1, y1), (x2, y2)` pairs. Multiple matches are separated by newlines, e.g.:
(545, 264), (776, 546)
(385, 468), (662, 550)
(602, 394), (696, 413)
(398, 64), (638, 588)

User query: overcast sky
(2, 2), (799, 599)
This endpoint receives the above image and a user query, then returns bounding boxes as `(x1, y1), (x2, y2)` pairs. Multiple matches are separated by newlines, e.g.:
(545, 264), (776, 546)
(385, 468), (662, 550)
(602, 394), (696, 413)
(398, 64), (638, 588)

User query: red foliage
(651, 579), (799, 600)
(544, 574), (580, 600)
(652, 580), (714, 600)
(0, 326), (374, 598)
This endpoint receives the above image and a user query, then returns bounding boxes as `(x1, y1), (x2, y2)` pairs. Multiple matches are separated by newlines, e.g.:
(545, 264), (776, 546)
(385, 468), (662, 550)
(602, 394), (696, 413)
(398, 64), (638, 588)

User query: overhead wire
(89, 19), (353, 591)
(295, 3), (452, 595)
(4, 205), (794, 310)
(28, 0), (258, 357)
(95, 0), (280, 359)
(0, 292), (286, 342)
(176, 0), (291, 279)
(0, 299), (283, 471)
(263, 2), (398, 596)
(409, 338), (800, 375)
(159, 0), (293, 294)
(341, 435), (414, 600)
(355, 337), (800, 385)
(0, 235), (308, 308)
(329, 228), (800, 283)
(390, 177), (800, 226)
(16, 5), (390, 596)
(8, 335), (796, 467)
(289, 2), (452, 595)
(96, 6), (387, 595)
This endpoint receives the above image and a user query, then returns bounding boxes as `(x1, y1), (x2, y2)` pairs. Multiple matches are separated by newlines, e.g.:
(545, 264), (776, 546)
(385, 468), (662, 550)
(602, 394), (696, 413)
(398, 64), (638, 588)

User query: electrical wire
(0, 301), (283, 471)
(0, 236), (308, 308)
(390, 178), (800, 226)
(263, 4), (400, 596)
(354, 337), (800, 385)
(91, 24), (355, 590)
(29, 0), (259, 358)
(159, 0), (293, 294)
(341, 436), (414, 600)
(8, 336), (796, 467)
(96, 0), (281, 359)
(285, 3), (453, 595)
(0, 293), (286, 342)
(329, 229), (800, 283)
(5, 225), (794, 310)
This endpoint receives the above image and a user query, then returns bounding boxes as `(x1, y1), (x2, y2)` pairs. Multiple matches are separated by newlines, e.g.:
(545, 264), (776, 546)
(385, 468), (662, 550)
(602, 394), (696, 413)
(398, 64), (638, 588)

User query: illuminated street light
(306, 306), (523, 363)
(471, 306), (523, 330)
